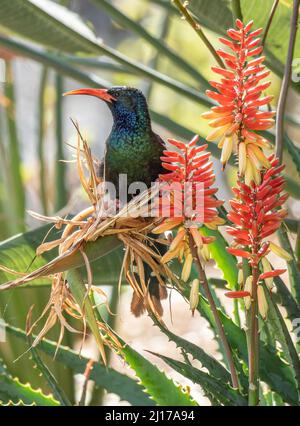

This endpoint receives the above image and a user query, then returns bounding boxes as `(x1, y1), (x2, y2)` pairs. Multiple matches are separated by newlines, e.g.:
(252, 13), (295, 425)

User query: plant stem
(4, 60), (26, 232)
(275, 0), (299, 162)
(231, 0), (243, 22)
(262, 0), (279, 47)
(37, 67), (49, 215)
(248, 265), (260, 406)
(55, 73), (68, 211)
(188, 233), (239, 389)
(172, 0), (225, 69)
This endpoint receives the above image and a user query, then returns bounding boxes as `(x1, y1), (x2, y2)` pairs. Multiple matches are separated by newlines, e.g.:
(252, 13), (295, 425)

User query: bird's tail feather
(130, 280), (168, 318)
(130, 236), (168, 318)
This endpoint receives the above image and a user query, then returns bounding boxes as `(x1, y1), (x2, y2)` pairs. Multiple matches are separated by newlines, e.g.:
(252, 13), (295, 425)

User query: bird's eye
(122, 96), (136, 110)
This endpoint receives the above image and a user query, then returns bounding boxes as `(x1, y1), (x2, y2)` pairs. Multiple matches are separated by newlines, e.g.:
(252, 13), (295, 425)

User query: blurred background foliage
(0, 0), (299, 405)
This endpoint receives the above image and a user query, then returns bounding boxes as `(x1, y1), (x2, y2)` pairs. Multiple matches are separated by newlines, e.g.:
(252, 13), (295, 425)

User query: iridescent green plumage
(103, 87), (165, 194)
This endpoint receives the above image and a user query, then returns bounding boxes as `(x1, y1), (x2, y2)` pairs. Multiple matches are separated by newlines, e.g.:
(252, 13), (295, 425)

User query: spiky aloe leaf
(149, 352), (246, 406)
(274, 275), (300, 321)
(26, 329), (71, 406)
(189, 291), (299, 405)
(151, 317), (231, 385)
(120, 342), (198, 406)
(0, 359), (59, 406)
(4, 323), (154, 406)
(0, 374), (60, 406)
(285, 134), (300, 177)
(0, 222), (123, 288)
(200, 227), (241, 325)
(201, 227), (238, 291)
(277, 227), (300, 304)
(0, 400), (35, 406)
(264, 287), (300, 403)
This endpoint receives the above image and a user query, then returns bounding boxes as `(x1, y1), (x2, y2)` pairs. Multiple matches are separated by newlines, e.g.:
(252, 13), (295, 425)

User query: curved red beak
(63, 88), (116, 103)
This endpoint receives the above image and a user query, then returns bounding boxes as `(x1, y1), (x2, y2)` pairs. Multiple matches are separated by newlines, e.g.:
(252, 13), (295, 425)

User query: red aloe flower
(225, 156), (291, 311)
(202, 19), (274, 175)
(154, 135), (224, 229)
(153, 135), (224, 281)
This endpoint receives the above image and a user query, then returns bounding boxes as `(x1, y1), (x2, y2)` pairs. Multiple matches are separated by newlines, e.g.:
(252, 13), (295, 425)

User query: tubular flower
(202, 19), (274, 176)
(225, 156), (291, 317)
(152, 135), (224, 282)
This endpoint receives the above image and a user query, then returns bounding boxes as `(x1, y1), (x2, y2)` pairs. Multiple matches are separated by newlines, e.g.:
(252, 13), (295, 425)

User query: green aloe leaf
(0, 359), (59, 406)
(0, 223), (123, 287)
(274, 275), (300, 321)
(278, 226), (300, 304)
(0, 0), (100, 54)
(285, 134), (300, 177)
(149, 352), (246, 406)
(201, 227), (238, 290)
(26, 331), (71, 406)
(188, 290), (299, 405)
(192, 227), (241, 325)
(120, 340), (198, 406)
(264, 286), (300, 403)
(4, 323), (154, 406)
(151, 317), (232, 385)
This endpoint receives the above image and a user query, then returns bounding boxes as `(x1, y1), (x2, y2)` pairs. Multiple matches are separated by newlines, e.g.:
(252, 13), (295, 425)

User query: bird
(64, 86), (168, 317)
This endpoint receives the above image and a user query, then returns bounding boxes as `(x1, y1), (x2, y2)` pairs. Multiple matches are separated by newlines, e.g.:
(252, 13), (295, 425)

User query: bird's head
(63, 86), (150, 131)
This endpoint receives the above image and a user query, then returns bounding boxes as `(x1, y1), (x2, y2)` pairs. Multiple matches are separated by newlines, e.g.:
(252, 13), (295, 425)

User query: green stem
(37, 67), (49, 215)
(55, 74), (67, 211)
(188, 233), (239, 390)
(248, 266), (259, 406)
(4, 60), (26, 232)
(172, 0), (225, 69)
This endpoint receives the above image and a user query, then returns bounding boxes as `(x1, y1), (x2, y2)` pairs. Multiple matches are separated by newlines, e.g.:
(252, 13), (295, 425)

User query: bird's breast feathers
(104, 131), (164, 186)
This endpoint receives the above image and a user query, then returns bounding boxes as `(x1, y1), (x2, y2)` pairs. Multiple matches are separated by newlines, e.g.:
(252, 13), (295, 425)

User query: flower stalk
(248, 265), (259, 405)
(156, 135), (239, 389)
(172, 0), (225, 69)
(188, 232), (239, 389)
